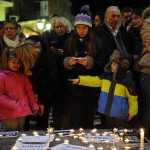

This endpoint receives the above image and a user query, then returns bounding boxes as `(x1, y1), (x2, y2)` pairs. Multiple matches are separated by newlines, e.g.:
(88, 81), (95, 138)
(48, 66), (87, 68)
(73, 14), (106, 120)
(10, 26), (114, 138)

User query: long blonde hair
(15, 40), (41, 70)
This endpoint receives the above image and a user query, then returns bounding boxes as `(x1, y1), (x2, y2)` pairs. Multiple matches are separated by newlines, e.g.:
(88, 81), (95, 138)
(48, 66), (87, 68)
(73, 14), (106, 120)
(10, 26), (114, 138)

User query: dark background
(70, 0), (150, 16)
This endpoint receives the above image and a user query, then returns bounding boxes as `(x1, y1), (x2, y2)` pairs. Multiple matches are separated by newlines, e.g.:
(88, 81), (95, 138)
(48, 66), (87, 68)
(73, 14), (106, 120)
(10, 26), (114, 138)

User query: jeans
(140, 72), (150, 138)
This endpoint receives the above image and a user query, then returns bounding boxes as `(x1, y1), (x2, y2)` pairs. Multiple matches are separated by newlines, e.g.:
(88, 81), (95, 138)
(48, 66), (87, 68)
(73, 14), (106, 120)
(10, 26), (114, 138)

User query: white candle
(97, 147), (103, 150)
(140, 129), (144, 150)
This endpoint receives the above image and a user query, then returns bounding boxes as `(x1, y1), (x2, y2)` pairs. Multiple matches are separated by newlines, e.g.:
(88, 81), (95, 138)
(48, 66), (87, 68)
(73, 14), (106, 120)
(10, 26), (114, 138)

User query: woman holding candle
(63, 5), (106, 129)
(69, 50), (138, 128)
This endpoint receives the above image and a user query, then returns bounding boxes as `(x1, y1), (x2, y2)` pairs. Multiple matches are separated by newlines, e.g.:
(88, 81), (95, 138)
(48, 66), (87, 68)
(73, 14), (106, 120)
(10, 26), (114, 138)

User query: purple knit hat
(74, 5), (92, 28)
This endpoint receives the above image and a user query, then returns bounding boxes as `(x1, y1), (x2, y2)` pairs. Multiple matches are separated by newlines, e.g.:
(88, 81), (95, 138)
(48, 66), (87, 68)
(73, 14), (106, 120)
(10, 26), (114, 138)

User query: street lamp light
(45, 22), (51, 30)
(37, 20), (44, 34)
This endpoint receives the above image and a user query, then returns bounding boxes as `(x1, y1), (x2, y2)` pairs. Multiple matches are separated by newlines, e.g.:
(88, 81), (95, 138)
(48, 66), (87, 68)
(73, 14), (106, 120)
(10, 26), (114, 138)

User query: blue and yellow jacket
(78, 74), (138, 119)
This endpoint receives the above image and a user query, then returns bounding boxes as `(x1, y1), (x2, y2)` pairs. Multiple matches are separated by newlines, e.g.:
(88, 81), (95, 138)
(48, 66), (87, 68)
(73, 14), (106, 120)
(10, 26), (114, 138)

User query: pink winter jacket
(0, 70), (39, 120)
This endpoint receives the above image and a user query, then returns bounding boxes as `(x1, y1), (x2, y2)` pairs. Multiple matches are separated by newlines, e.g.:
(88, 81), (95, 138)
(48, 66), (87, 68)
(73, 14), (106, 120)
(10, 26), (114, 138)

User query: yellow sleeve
(126, 88), (138, 116)
(78, 76), (102, 87)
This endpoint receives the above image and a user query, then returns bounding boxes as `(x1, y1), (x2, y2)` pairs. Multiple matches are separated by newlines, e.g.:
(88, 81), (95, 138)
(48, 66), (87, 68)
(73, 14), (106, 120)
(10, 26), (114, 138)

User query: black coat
(26, 35), (59, 104)
(95, 22), (135, 62)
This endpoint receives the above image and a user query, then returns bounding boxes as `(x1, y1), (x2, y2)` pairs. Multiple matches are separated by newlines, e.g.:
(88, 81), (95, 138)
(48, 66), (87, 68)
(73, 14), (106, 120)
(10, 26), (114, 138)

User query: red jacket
(0, 70), (39, 120)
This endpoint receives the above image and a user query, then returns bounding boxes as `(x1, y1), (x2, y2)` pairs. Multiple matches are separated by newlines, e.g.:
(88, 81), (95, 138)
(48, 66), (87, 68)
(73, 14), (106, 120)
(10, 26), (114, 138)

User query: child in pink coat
(0, 49), (39, 131)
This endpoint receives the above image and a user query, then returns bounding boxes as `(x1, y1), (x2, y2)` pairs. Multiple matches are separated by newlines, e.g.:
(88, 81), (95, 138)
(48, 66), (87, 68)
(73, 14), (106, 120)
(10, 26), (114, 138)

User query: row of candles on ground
(12, 127), (145, 150)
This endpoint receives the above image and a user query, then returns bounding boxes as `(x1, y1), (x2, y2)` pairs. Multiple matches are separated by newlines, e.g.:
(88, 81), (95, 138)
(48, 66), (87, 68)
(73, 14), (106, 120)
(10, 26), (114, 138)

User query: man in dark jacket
(95, 6), (134, 63)
(94, 6), (135, 128)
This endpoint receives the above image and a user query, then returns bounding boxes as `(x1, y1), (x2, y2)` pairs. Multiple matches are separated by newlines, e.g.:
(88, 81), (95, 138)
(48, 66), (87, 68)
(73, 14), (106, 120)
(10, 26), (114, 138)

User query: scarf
(3, 34), (20, 48)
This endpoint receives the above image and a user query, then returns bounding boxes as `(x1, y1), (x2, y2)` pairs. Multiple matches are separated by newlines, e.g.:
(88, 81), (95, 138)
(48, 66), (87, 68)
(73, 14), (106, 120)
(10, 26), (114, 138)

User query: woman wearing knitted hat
(69, 50), (138, 128)
(63, 5), (106, 129)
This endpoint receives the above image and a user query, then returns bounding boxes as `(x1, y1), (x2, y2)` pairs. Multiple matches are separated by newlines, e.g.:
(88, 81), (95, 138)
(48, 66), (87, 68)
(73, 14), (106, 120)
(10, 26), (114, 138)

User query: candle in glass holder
(140, 128), (144, 150)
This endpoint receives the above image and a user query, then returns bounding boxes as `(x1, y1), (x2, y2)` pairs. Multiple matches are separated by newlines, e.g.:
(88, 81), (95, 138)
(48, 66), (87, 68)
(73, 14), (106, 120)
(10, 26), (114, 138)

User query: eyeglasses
(4, 27), (16, 31)
(54, 25), (64, 29)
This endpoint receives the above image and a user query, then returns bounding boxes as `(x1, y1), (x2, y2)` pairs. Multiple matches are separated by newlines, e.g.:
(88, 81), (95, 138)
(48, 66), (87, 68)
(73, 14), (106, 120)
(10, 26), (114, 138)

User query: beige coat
(139, 17), (150, 74)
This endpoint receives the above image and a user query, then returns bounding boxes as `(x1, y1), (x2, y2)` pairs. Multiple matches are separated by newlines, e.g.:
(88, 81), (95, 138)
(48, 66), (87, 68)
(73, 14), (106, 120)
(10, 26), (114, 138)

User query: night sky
(70, 0), (150, 16)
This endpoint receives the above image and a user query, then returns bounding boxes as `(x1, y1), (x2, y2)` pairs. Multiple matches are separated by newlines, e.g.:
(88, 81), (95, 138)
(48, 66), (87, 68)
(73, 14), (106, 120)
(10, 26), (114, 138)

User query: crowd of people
(0, 4), (150, 139)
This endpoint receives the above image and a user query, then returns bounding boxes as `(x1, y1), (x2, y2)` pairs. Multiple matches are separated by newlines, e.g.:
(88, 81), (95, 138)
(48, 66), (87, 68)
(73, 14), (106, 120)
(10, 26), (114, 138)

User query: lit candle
(12, 147), (18, 150)
(70, 129), (74, 133)
(82, 140), (88, 144)
(69, 133), (74, 137)
(64, 139), (69, 144)
(124, 129), (128, 134)
(47, 127), (54, 133)
(89, 144), (94, 148)
(140, 129), (144, 150)
(111, 148), (118, 150)
(125, 146), (130, 149)
(58, 132), (63, 137)
(113, 128), (118, 134)
(73, 135), (78, 139)
(124, 139), (129, 144)
(17, 138), (22, 142)
(97, 147), (103, 150)
(33, 131), (38, 136)
(55, 138), (60, 142)
(79, 128), (84, 132)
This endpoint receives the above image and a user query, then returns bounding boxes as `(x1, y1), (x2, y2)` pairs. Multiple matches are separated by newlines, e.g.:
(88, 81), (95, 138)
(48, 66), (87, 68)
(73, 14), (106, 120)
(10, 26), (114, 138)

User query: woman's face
(131, 14), (143, 29)
(93, 15), (102, 28)
(76, 24), (89, 38)
(3, 23), (18, 40)
(54, 21), (66, 36)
